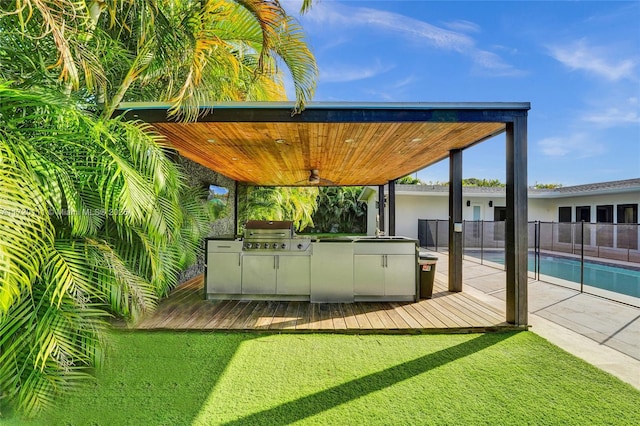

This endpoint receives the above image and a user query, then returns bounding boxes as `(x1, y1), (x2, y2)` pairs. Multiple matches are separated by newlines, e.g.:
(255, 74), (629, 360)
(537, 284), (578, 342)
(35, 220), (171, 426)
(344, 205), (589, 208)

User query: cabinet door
(277, 256), (311, 295)
(353, 255), (385, 296)
(384, 255), (417, 296)
(242, 255), (277, 294)
(207, 252), (242, 294)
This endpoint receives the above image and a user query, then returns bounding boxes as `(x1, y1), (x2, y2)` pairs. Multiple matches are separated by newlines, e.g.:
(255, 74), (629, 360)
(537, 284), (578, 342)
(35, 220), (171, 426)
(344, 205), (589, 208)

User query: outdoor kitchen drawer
(207, 240), (243, 253)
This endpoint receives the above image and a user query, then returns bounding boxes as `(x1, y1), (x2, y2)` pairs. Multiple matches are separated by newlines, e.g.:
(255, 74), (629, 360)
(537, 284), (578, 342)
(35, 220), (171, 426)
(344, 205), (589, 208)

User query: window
(596, 205), (613, 223)
(558, 207), (572, 243)
(617, 204), (638, 224)
(596, 205), (614, 247)
(575, 206), (592, 245)
(558, 206), (572, 222)
(493, 207), (506, 221)
(617, 204), (638, 249)
(493, 207), (506, 241)
(576, 206), (591, 222)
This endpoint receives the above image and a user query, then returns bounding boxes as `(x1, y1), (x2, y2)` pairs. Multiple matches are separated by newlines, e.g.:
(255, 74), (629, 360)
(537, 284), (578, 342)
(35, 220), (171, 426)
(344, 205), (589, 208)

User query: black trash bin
(418, 252), (438, 299)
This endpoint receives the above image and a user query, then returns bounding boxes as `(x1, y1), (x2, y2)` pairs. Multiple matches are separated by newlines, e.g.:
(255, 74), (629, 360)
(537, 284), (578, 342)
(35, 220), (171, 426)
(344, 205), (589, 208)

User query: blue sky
(282, 0), (640, 186)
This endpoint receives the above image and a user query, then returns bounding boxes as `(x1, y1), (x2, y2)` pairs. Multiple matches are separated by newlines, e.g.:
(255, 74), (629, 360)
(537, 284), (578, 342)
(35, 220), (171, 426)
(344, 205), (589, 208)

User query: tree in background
(462, 178), (506, 187)
(0, 0), (317, 416)
(532, 182), (563, 189)
(396, 175), (423, 185)
(238, 186), (319, 232)
(304, 187), (367, 234)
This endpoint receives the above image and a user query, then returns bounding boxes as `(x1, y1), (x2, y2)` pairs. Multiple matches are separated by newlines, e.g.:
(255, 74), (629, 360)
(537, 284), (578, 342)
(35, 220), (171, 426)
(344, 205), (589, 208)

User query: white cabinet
(353, 242), (416, 298)
(310, 242), (354, 302)
(242, 255), (277, 294)
(383, 255), (417, 296)
(241, 254), (310, 295)
(206, 240), (243, 294)
(354, 255), (385, 296)
(354, 254), (416, 296)
(276, 256), (310, 295)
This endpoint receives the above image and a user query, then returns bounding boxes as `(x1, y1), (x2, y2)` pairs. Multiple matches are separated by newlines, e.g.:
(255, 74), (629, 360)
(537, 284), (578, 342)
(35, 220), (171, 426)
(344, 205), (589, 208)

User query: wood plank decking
(127, 275), (523, 333)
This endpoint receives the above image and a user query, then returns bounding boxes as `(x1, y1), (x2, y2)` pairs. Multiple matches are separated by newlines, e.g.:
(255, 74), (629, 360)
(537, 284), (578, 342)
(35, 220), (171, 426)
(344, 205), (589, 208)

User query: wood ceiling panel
(152, 121), (506, 186)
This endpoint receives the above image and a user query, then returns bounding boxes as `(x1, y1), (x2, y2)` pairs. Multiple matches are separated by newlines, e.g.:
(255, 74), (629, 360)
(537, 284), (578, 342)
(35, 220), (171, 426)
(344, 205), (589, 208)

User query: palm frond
(0, 136), (52, 315)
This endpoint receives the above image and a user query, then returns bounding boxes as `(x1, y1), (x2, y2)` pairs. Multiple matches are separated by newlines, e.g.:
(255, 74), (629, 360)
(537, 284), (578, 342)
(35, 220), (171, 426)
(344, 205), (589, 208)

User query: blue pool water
(465, 250), (640, 299)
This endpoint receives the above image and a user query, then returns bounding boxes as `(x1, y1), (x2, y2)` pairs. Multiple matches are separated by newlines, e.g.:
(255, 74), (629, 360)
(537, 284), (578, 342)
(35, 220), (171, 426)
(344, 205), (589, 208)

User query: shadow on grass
(221, 331), (516, 425)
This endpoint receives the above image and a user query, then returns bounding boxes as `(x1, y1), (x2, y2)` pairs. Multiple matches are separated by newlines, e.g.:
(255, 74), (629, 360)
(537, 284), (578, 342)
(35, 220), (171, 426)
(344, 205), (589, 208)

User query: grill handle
(248, 231), (288, 238)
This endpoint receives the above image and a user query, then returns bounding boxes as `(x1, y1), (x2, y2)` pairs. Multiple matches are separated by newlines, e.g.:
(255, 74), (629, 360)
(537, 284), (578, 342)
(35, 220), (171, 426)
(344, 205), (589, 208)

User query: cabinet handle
(274, 255), (278, 269)
(381, 255), (385, 267)
(238, 253), (241, 266)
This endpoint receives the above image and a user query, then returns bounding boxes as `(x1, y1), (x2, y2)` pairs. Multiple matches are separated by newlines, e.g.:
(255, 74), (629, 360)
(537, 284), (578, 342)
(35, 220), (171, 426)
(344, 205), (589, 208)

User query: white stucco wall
(366, 196), (377, 236)
(365, 186), (640, 238)
(394, 194), (448, 239)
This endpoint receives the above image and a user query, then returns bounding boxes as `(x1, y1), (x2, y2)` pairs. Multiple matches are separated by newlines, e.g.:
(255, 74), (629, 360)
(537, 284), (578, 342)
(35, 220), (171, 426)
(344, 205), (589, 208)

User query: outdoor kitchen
(120, 101), (531, 327)
(206, 220), (419, 303)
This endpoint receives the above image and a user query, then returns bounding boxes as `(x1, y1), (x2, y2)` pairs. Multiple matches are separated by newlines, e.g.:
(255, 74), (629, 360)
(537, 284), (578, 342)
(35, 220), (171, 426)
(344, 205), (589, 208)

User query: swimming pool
(464, 250), (640, 299)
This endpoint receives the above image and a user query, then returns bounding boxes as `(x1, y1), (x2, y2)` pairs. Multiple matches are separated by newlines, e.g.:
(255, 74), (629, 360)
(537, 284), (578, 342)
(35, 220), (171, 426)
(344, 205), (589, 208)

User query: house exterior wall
(386, 194), (560, 239)
(541, 192), (640, 223)
(368, 186), (640, 240)
(366, 196), (377, 236)
(394, 195), (447, 238)
(529, 198), (557, 221)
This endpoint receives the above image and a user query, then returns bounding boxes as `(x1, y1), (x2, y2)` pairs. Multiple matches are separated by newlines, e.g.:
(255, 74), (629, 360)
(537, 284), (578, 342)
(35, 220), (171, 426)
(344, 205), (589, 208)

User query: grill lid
(245, 220), (294, 230)
(244, 220), (294, 239)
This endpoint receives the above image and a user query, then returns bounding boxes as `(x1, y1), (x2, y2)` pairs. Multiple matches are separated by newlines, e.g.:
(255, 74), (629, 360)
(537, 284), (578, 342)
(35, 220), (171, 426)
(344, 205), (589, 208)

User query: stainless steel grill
(242, 220), (311, 252)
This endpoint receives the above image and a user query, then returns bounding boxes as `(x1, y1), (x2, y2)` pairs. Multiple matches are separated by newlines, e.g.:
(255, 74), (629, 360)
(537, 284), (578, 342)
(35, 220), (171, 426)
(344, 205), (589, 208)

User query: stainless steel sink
(354, 236), (414, 241)
(315, 235), (416, 242)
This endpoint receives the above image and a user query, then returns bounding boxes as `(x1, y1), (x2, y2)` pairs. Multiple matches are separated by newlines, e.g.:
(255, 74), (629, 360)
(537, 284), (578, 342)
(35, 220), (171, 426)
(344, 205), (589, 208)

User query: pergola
(116, 101), (530, 326)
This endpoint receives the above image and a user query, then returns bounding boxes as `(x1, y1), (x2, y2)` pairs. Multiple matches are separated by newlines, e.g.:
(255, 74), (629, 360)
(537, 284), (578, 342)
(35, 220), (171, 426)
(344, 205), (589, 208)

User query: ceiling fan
(295, 169), (336, 185)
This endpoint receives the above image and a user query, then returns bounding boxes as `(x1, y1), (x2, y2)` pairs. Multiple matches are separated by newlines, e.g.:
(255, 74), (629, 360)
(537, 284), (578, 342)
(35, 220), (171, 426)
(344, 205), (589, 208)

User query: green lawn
(4, 331), (640, 425)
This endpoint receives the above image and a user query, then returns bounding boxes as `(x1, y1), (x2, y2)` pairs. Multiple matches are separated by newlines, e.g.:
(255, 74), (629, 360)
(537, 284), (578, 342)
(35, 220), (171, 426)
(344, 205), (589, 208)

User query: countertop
(315, 236), (418, 243)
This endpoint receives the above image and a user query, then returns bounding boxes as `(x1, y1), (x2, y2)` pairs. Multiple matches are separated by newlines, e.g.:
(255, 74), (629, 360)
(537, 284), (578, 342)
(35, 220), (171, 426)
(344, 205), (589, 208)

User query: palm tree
(238, 186), (319, 232)
(1, 0), (317, 119)
(309, 187), (367, 233)
(0, 84), (210, 415)
(0, 1), (318, 416)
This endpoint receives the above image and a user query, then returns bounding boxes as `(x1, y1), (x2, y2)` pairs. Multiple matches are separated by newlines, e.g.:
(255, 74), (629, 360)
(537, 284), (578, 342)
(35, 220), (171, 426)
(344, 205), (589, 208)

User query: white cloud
(391, 75), (417, 89)
(582, 108), (640, 126)
(300, 2), (523, 76)
(537, 133), (606, 158)
(319, 61), (395, 83)
(548, 39), (637, 81)
(471, 50), (526, 77)
(443, 19), (482, 34)
(578, 95), (640, 128)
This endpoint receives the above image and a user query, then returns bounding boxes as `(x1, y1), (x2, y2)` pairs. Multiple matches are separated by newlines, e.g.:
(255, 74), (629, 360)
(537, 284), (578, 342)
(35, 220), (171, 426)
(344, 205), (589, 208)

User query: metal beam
(505, 116), (528, 326)
(449, 149), (463, 292)
(233, 181), (239, 236)
(388, 180), (396, 236)
(116, 102), (531, 124)
(378, 185), (385, 234)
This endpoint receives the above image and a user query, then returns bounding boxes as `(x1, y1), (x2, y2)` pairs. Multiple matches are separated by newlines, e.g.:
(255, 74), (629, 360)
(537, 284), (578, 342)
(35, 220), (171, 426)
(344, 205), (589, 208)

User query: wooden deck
(127, 275), (523, 333)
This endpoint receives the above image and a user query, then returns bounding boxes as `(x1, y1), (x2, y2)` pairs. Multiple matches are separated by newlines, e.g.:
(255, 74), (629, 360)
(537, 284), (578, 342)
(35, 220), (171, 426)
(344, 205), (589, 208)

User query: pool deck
(436, 252), (640, 390)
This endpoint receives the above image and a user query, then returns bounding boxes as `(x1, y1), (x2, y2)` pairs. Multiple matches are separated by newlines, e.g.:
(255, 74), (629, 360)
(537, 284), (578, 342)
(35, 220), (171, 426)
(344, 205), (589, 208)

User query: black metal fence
(418, 219), (640, 305)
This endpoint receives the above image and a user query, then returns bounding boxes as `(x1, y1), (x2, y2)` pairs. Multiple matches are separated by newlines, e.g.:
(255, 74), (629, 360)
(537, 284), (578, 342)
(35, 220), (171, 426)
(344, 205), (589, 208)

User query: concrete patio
(433, 251), (640, 389)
